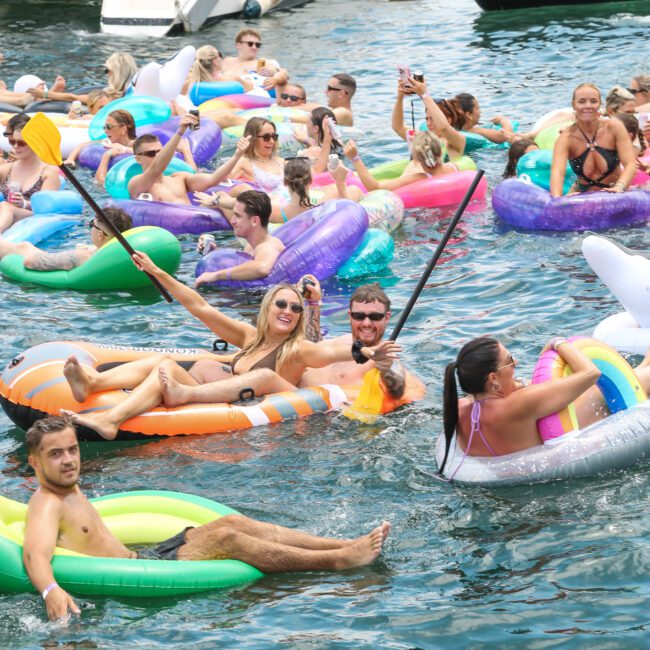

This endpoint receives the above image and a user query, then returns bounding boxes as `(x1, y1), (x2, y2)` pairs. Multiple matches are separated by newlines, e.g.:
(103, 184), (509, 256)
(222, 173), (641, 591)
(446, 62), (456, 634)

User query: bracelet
(42, 582), (58, 600)
(306, 300), (321, 306)
(352, 339), (369, 364)
(350, 155), (361, 163)
(22, 198), (27, 209)
(421, 93), (430, 100)
(43, 89), (49, 99)
(613, 181), (626, 190)
(213, 194), (221, 207)
(549, 337), (568, 352)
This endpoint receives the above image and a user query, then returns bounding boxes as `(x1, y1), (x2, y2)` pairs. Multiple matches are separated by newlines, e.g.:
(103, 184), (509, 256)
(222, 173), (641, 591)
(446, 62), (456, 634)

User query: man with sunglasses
(0, 207), (131, 271)
(222, 28), (289, 91)
(299, 280), (406, 399)
(127, 113), (249, 204)
(292, 73), (357, 128)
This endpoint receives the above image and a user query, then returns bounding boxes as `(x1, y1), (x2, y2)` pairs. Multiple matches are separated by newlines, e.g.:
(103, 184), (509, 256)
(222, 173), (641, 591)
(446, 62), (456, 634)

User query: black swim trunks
(136, 526), (194, 560)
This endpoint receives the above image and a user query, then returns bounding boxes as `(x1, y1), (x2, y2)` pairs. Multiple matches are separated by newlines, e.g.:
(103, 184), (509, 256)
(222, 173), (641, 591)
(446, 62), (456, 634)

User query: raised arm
(132, 250), (254, 347)
(298, 338), (402, 369)
(186, 135), (251, 192)
(391, 81), (408, 141)
(127, 113), (197, 198)
(23, 495), (80, 621)
(550, 131), (571, 197)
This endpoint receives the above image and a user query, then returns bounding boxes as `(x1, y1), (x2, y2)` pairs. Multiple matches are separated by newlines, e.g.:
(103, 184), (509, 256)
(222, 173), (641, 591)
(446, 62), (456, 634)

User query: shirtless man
(23, 416), (390, 621)
(300, 281), (406, 398)
(194, 189), (285, 286)
(0, 207), (132, 271)
(221, 29), (289, 91)
(127, 113), (249, 203)
(291, 73), (357, 128)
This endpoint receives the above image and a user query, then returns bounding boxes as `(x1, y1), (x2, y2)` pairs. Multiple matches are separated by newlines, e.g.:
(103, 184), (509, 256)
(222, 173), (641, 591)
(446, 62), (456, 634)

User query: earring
(491, 382), (501, 392)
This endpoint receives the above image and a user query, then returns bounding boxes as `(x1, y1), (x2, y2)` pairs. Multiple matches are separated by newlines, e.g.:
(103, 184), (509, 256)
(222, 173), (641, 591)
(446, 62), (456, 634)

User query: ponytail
(440, 362), (459, 475)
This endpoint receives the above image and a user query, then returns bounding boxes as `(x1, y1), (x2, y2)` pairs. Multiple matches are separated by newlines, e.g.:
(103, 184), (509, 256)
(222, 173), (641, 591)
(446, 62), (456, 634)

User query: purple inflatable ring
(196, 199), (369, 288)
(492, 179), (650, 231)
(107, 199), (231, 235)
(77, 144), (130, 171)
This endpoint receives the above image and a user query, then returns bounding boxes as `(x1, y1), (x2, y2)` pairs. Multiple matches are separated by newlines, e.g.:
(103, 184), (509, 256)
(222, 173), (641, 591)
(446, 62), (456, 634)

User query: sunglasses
(136, 149), (162, 158)
(240, 40), (262, 48)
(257, 133), (279, 142)
(274, 299), (303, 314)
(8, 138), (27, 147)
(280, 93), (304, 102)
(627, 88), (641, 95)
(103, 123), (120, 131)
(350, 311), (386, 322)
(497, 353), (516, 371)
(88, 219), (109, 235)
(326, 85), (345, 93)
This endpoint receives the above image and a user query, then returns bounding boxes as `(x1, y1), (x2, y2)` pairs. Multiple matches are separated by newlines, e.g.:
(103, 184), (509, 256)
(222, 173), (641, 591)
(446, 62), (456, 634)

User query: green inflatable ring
(0, 226), (181, 291)
(368, 155), (476, 181)
(535, 121), (571, 151)
(0, 490), (263, 597)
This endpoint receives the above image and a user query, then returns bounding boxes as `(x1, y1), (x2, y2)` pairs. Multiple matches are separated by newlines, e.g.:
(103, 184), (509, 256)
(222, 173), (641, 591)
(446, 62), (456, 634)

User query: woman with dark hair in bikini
(550, 83), (636, 197)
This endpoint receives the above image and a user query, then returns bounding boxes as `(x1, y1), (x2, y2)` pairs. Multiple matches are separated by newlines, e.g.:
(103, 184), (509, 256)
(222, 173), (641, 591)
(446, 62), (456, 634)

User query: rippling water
(1, 0), (650, 647)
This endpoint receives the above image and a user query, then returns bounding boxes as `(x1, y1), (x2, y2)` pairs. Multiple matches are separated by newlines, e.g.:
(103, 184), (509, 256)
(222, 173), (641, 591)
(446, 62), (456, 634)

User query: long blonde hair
(239, 284), (306, 369)
(189, 45), (220, 85)
(105, 52), (138, 99)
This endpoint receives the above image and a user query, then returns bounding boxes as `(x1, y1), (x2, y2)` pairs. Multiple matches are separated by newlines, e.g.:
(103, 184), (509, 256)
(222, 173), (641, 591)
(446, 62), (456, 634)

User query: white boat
(100, 0), (246, 37)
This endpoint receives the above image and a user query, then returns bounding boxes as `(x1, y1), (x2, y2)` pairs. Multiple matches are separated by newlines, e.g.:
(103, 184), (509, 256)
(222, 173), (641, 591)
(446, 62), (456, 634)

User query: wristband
(306, 300), (321, 306)
(213, 194), (221, 207)
(613, 181), (626, 190)
(22, 198), (27, 209)
(350, 155), (361, 163)
(549, 337), (568, 352)
(421, 93), (430, 100)
(352, 339), (369, 364)
(43, 89), (49, 99)
(42, 582), (58, 600)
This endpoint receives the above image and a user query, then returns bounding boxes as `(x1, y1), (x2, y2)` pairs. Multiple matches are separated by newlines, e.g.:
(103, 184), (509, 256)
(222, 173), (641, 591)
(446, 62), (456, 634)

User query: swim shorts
(136, 526), (195, 560)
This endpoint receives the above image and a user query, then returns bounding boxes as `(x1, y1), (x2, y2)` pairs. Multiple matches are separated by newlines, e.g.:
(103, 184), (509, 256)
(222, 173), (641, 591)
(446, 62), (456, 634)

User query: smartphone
(189, 109), (200, 131)
(398, 65), (411, 84)
(300, 277), (316, 298)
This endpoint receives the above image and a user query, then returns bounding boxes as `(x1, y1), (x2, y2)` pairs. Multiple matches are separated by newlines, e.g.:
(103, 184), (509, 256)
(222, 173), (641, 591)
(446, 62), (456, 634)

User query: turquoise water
(2, 0), (650, 647)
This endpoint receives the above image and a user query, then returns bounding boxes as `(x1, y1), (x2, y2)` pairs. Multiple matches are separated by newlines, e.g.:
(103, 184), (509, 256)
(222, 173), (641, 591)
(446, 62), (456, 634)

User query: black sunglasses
(88, 219), (109, 235)
(274, 299), (303, 314)
(136, 149), (162, 158)
(281, 93), (303, 102)
(240, 40), (262, 48)
(257, 133), (279, 142)
(350, 311), (386, 322)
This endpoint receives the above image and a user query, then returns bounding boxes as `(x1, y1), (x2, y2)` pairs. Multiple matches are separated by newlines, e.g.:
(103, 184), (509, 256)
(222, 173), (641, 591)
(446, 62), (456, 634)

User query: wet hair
(96, 206), (133, 234)
(411, 131), (443, 170)
(107, 109), (136, 140)
(631, 74), (650, 93)
(349, 282), (391, 311)
(236, 190), (272, 228)
(190, 45), (220, 84)
(241, 283), (306, 369)
(571, 83), (601, 103)
(105, 52), (137, 98)
(614, 112), (646, 155)
(86, 89), (109, 112)
(242, 117), (278, 159)
(6, 113), (30, 133)
(132, 133), (160, 154)
(432, 98), (464, 130)
(503, 137), (538, 179)
(284, 157), (312, 208)
(332, 73), (357, 98)
(439, 337), (500, 474)
(310, 107), (340, 148)
(605, 86), (635, 114)
(26, 415), (75, 454)
(236, 28), (261, 43)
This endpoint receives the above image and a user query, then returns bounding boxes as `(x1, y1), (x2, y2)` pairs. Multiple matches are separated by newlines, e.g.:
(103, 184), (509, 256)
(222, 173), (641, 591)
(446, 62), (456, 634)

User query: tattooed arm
(378, 362), (406, 399)
(23, 247), (94, 271)
(305, 303), (322, 343)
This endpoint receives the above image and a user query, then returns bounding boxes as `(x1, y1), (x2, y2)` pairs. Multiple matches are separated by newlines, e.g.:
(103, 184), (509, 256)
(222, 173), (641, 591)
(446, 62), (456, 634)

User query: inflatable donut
(395, 170), (488, 209)
(89, 96), (171, 141)
(532, 336), (647, 442)
(516, 149), (576, 194)
(77, 142), (130, 171)
(337, 229), (394, 280)
(359, 190), (404, 233)
(189, 82), (245, 106)
(105, 155), (195, 199)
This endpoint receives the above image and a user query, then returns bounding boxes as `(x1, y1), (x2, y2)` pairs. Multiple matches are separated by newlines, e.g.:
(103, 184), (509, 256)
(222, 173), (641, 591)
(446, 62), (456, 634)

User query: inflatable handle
(31, 190), (83, 215)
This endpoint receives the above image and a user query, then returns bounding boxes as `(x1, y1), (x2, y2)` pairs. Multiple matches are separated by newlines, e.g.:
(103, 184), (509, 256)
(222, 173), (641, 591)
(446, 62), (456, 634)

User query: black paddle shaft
(59, 165), (173, 303)
(389, 169), (485, 341)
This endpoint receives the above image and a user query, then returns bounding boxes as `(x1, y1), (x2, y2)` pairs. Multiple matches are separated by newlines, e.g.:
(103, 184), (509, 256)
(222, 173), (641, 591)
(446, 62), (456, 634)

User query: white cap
(13, 74), (48, 94)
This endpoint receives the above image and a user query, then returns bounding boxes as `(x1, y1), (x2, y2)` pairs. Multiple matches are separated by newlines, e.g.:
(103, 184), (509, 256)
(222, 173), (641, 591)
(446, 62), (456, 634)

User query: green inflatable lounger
(0, 226), (181, 291)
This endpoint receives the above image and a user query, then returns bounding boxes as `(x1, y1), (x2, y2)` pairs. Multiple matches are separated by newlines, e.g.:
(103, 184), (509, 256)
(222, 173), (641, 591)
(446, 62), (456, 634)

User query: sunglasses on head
(136, 149), (161, 158)
(274, 299), (303, 314)
(350, 311), (386, 322)
(257, 133), (279, 142)
(280, 93), (303, 102)
(497, 353), (515, 371)
(8, 138), (27, 147)
(240, 40), (262, 48)
(327, 85), (345, 93)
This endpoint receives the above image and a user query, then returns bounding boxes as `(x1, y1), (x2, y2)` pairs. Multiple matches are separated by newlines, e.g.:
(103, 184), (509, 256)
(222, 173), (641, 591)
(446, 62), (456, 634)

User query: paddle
(21, 113), (173, 302)
(344, 169), (486, 421)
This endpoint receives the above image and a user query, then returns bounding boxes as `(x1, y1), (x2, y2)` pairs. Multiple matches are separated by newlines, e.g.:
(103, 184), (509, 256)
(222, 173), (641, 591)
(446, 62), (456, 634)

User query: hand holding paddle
(22, 113), (173, 302)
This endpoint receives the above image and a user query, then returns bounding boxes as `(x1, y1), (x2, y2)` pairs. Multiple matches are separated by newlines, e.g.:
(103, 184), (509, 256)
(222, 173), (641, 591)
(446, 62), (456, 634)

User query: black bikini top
(568, 124), (620, 188)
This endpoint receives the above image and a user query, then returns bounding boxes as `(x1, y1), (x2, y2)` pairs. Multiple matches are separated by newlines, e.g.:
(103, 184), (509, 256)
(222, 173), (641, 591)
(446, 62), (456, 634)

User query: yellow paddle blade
(342, 367), (384, 423)
(21, 112), (63, 166)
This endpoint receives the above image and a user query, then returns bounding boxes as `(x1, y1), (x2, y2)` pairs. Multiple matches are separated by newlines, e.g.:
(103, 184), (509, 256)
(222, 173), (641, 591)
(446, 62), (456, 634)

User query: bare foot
(335, 525), (383, 570)
(380, 520), (391, 542)
(159, 367), (192, 407)
(63, 356), (91, 402)
(59, 408), (119, 441)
